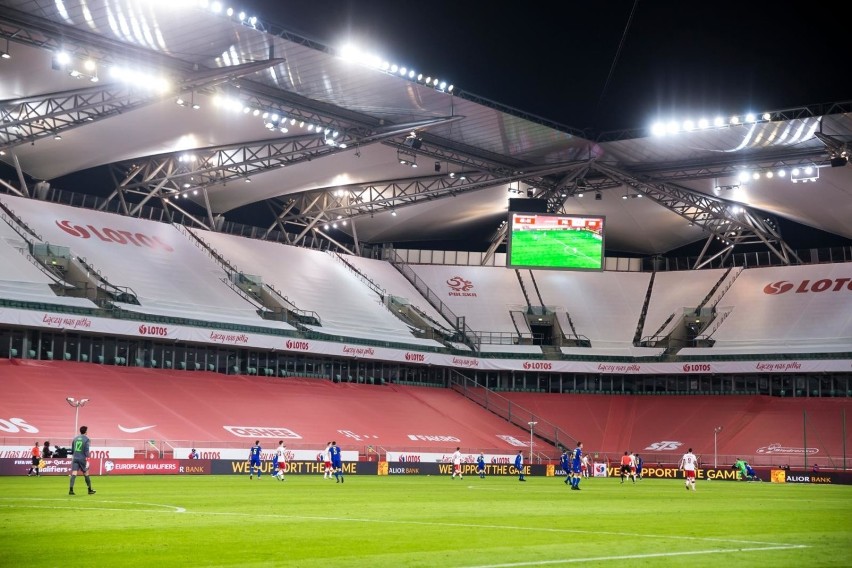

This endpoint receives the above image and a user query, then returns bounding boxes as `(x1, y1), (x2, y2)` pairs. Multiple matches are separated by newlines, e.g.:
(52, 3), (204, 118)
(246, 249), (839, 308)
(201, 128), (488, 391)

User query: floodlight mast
(528, 421), (538, 464)
(66, 397), (89, 435)
(713, 426), (723, 468)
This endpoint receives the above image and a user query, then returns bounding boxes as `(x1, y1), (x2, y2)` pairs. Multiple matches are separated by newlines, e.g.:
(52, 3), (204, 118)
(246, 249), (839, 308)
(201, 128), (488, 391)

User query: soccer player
(570, 442), (583, 490)
(514, 450), (526, 481)
(68, 426), (95, 495)
(628, 452), (638, 483)
(582, 454), (590, 478)
(248, 440), (262, 479)
(451, 447), (463, 479)
(476, 453), (486, 479)
(322, 442), (333, 479)
(634, 453), (644, 480)
(274, 441), (286, 480)
(330, 441), (344, 483)
(27, 442), (41, 477)
(680, 447), (698, 491)
(619, 451), (632, 484)
(560, 449), (571, 485)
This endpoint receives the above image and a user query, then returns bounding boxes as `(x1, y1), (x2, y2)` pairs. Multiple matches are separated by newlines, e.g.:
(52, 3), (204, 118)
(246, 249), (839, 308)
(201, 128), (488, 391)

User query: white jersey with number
(276, 446), (286, 463)
(680, 452), (698, 471)
(452, 451), (461, 466)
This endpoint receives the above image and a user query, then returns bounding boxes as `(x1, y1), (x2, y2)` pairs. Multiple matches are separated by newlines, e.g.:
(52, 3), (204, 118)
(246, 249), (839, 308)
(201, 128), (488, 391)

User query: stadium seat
(207, 364), (215, 372)
(28, 349), (36, 358)
(163, 361), (172, 369)
(80, 354), (88, 362)
(64, 352), (72, 361)
(9, 348), (17, 357)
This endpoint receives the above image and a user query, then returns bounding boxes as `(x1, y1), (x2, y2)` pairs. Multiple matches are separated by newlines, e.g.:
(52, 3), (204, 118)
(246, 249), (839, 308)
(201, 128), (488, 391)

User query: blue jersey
(329, 445), (342, 465)
(249, 444), (262, 463)
(571, 448), (582, 472)
(635, 457), (643, 471)
(560, 453), (570, 472)
(514, 454), (523, 470)
(476, 455), (485, 471)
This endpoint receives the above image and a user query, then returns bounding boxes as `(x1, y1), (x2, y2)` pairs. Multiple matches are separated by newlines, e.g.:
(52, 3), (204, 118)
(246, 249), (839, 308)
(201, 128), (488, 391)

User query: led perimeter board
(507, 213), (605, 271)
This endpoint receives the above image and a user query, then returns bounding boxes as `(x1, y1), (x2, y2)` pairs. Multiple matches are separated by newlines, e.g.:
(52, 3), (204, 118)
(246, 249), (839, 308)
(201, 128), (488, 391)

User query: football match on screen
(508, 214), (605, 270)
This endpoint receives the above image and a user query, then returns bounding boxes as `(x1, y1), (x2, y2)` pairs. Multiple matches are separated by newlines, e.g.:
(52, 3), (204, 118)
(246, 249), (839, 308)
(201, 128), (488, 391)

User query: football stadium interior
(1, 1), (851, 474)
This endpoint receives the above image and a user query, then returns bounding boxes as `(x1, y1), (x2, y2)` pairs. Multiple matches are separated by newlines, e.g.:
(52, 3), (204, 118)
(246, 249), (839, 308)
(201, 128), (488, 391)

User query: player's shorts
(621, 465), (632, 474)
(250, 458), (261, 466)
(324, 461), (332, 469)
(278, 462), (286, 471)
(332, 460), (342, 469)
(453, 464), (461, 473)
(684, 469), (696, 479)
(71, 458), (88, 473)
(572, 464), (582, 474)
(31, 457), (40, 466)
(477, 465), (485, 472)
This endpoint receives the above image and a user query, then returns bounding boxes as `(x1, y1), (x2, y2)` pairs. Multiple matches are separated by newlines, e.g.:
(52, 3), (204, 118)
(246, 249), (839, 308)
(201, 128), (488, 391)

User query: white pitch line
(0, 497), (185, 513)
(459, 545), (809, 567)
(2, 499), (807, 552)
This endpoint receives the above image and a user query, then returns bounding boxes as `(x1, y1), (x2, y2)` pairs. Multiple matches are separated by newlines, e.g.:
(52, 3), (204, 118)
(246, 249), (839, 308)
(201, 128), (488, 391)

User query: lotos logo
(644, 441), (683, 451)
(763, 281), (794, 295)
(285, 340), (310, 351)
(405, 352), (426, 362)
(398, 455), (421, 463)
(138, 324), (168, 337)
(55, 220), (174, 252)
(523, 361), (553, 370)
(682, 363), (711, 372)
(764, 278), (851, 295)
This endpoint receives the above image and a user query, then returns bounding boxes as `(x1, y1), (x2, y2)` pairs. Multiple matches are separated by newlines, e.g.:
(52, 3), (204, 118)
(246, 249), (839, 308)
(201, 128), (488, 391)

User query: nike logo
(118, 424), (156, 433)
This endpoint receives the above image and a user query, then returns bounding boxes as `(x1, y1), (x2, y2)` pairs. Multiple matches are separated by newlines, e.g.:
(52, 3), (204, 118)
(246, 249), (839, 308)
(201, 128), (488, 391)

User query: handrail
(449, 370), (578, 451)
(386, 248), (479, 350)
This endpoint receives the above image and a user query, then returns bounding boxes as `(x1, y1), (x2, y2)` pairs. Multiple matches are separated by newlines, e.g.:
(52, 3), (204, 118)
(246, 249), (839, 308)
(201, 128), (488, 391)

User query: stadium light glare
(666, 121), (680, 134)
(713, 116), (725, 127)
(730, 116), (740, 125)
(697, 118), (709, 129)
(651, 122), (666, 136)
(738, 172), (751, 183)
(777, 169), (786, 177)
(762, 112), (771, 121)
(745, 113), (756, 123)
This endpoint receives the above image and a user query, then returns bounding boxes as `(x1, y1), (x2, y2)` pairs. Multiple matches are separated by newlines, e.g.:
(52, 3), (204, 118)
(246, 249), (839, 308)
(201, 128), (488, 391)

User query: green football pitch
(2, 475), (850, 567)
(510, 229), (602, 269)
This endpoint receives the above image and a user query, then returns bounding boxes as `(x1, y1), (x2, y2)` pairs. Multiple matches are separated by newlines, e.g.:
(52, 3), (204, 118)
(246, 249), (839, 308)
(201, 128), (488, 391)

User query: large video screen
(507, 213), (605, 271)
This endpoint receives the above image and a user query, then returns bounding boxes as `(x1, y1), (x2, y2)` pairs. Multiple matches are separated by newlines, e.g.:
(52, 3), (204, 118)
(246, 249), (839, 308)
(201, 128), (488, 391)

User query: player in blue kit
(560, 449), (571, 485)
(514, 451), (526, 481)
(570, 442), (583, 490)
(329, 441), (344, 483)
(476, 453), (486, 479)
(248, 440), (262, 479)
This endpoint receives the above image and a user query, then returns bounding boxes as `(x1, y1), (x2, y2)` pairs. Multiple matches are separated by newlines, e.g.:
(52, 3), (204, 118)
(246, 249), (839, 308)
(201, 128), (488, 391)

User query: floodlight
(714, 116), (725, 127)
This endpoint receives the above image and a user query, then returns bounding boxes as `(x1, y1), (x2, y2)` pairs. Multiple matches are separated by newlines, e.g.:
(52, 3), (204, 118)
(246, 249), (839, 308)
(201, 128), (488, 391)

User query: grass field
(3, 474), (851, 567)
(2, 475), (850, 567)
(509, 229), (602, 269)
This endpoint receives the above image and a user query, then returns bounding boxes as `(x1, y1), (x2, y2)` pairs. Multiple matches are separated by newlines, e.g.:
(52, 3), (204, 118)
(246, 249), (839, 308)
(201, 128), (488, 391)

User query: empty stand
(0, 195), (284, 328)
(340, 253), (455, 332)
(498, 390), (851, 465)
(409, 264), (537, 351)
(641, 268), (726, 339)
(682, 264), (852, 355)
(532, 270), (651, 351)
(0, 360), (530, 452)
(0, 216), (97, 309)
(191, 229), (442, 347)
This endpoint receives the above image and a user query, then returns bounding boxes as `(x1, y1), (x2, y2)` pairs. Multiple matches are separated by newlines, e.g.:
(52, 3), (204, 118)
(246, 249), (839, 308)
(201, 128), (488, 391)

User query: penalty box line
(187, 509), (803, 549)
(459, 544), (810, 567)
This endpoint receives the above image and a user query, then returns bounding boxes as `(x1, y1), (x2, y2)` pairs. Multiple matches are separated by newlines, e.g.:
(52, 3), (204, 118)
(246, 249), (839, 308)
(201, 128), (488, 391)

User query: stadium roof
(1, 1), (851, 260)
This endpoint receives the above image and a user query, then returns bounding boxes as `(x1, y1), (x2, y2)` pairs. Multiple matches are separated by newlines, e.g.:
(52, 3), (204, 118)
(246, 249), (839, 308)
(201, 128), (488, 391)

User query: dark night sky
(239, 0), (852, 133)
